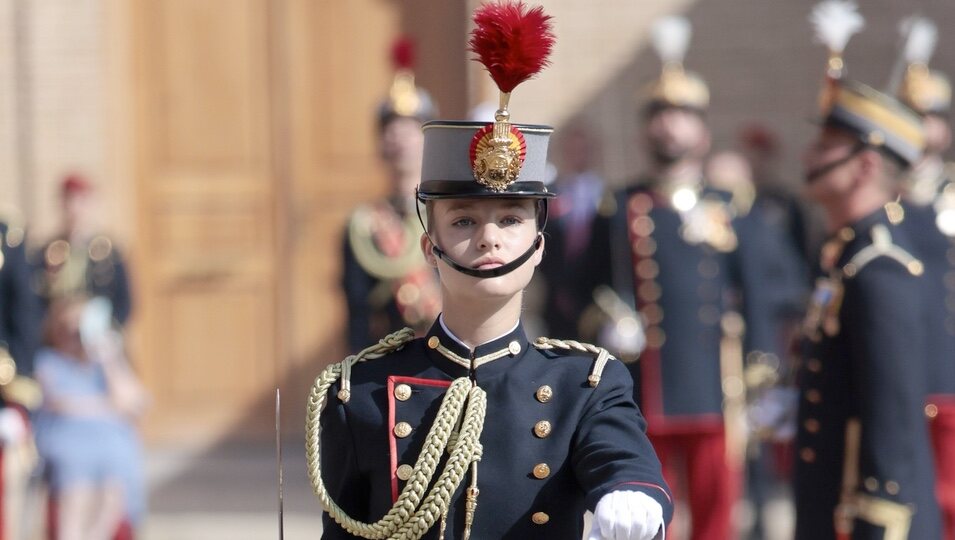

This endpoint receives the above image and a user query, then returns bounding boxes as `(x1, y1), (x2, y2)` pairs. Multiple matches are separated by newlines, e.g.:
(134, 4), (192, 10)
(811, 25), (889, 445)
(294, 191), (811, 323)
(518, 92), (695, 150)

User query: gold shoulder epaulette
(842, 224), (923, 278)
(346, 204), (425, 280)
(335, 327), (415, 403)
(533, 337), (614, 388)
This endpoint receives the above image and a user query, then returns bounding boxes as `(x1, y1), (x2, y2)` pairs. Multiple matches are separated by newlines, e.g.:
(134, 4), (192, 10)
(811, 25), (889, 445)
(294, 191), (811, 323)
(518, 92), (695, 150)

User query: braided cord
(306, 328), (487, 539)
(533, 337), (614, 387)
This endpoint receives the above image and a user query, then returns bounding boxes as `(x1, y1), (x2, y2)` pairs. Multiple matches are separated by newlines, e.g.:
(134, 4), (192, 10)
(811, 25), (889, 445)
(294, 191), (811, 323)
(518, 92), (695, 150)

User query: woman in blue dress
(33, 297), (148, 540)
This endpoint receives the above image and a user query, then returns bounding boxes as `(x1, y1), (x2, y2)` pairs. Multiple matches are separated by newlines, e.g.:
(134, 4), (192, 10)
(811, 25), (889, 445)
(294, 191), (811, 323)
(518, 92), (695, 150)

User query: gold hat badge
(467, 1), (555, 191)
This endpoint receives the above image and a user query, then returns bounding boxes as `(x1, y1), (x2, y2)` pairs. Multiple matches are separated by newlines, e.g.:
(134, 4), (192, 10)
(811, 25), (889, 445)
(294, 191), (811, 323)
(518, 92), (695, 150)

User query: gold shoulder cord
(348, 208), (427, 281)
(306, 328), (487, 539)
(533, 337), (613, 387)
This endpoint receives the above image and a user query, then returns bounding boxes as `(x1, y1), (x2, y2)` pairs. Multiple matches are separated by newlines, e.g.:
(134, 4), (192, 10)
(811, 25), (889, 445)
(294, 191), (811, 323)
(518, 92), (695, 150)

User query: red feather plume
(391, 37), (416, 71)
(468, 2), (555, 93)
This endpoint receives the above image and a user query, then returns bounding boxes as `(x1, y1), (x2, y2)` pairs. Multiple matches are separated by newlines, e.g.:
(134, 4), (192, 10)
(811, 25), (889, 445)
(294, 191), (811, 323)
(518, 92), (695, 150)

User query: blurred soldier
(895, 16), (955, 539)
(586, 16), (802, 540)
(36, 175), (134, 328)
(0, 210), (42, 540)
(537, 122), (606, 338)
(706, 151), (806, 540)
(342, 38), (441, 352)
(311, 4), (672, 539)
(794, 3), (941, 538)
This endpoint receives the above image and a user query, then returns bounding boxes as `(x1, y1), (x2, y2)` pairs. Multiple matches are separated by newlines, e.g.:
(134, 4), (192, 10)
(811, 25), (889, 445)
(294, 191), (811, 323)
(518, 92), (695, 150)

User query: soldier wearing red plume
(342, 38), (442, 352)
(310, 3), (672, 539)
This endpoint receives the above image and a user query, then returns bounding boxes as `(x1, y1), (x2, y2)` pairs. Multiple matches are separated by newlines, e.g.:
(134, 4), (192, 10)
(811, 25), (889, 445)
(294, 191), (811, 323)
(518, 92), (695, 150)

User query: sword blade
(276, 388), (284, 540)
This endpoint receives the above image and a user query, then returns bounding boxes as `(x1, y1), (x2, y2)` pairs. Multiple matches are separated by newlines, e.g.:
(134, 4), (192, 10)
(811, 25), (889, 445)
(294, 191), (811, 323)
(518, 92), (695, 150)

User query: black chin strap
(806, 142), (867, 184)
(430, 234), (543, 278)
(414, 190), (548, 278)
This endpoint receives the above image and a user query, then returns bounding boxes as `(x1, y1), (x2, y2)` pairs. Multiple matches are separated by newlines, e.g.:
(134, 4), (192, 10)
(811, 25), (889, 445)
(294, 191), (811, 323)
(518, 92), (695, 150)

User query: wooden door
(131, 0), (283, 443)
(129, 0), (469, 444)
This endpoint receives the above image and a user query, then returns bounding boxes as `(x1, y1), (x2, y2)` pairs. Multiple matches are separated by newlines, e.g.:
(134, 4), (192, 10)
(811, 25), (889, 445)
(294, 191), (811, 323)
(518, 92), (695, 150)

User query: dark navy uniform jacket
(0, 222), (41, 377)
(320, 320), (673, 539)
(900, 202), (955, 403)
(35, 235), (133, 326)
(587, 185), (803, 432)
(794, 208), (941, 540)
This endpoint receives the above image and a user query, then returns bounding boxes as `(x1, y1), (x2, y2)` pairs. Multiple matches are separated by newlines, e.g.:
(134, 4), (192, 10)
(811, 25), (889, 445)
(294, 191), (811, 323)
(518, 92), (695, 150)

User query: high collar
(423, 317), (529, 380)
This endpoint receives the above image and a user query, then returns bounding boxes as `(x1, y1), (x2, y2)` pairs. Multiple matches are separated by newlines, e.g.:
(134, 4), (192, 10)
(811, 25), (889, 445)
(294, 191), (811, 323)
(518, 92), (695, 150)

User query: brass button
(636, 259), (659, 279)
(804, 419), (820, 433)
(800, 447), (816, 463)
(535, 385), (553, 403)
(532, 463), (551, 479)
(646, 327), (666, 348)
(531, 511), (550, 525)
(396, 464), (414, 481)
(805, 389), (822, 404)
(864, 477), (879, 492)
(628, 193), (653, 214)
(508, 340), (522, 355)
(638, 281), (662, 302)
(630, 215), (655, 236)
(534, 420), (552, 438)
(394, 384), (412, 401)
(926, 403), (939, 418)
(807, 359), (822, 373)
(642, 304), (664, 325)
(394, 422), (413, 438)
(886, 481), (900, 495)
(633, 237), (657, 257)
(427, 336), (440, 349)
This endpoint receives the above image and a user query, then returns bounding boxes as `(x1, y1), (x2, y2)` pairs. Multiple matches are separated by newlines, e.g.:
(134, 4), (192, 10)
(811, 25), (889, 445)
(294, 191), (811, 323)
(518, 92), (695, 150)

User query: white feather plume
(809, 0), (865, 53)
(900, 16), (937, 65)
(651, 16), (692, 65)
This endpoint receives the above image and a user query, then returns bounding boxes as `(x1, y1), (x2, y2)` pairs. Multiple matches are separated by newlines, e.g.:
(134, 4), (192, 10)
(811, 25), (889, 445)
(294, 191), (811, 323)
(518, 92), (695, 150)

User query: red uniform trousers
(931, 399), (955, 540)
(650, 428), (740, 540)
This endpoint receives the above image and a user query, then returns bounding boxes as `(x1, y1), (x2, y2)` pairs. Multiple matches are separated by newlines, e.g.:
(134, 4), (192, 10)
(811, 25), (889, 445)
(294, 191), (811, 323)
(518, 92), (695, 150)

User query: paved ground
(142, 440), (323, 540)
(139, 441), (794, 540)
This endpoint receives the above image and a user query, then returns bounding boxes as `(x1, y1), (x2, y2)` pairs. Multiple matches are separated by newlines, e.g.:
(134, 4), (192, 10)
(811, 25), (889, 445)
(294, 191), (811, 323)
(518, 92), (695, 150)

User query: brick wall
(0, 0), (110, 244)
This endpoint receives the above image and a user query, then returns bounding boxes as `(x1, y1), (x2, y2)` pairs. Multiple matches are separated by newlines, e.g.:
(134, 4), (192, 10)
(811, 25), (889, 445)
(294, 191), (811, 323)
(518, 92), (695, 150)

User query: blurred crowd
(339, 6), (955, 540)
(1, 175), (145, 539)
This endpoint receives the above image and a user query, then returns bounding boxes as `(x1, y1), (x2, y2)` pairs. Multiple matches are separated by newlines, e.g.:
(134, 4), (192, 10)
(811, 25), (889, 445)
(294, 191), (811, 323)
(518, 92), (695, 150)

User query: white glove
(587, 490), (665, 540)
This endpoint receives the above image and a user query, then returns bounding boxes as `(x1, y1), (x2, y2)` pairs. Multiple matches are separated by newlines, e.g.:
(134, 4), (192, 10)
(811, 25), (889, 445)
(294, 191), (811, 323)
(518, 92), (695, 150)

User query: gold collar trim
(427, 335), (521, 369)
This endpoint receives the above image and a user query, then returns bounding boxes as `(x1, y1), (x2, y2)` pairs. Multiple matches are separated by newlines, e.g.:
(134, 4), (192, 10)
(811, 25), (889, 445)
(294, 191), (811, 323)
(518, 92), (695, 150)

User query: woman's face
(50, 303), (87, 360)
(423, 198), (543, 302)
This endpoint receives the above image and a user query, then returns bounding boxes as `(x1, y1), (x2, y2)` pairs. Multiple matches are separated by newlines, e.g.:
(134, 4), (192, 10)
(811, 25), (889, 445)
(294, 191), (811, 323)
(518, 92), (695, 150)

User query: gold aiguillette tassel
(462, 462), (480, 540)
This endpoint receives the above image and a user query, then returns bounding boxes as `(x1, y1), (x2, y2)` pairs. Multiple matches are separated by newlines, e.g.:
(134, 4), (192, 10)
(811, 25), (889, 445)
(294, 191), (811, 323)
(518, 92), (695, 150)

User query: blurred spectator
(0, 211), (43, 540)
(537, 122), (607, 339)
(341, 38), (441, 352)
(34, 296), (146, 540)
(739, 123), (819, 268)
(0, 212), (41, 377)
(707, 150), (805, 540)
(34, 175), (134, 328)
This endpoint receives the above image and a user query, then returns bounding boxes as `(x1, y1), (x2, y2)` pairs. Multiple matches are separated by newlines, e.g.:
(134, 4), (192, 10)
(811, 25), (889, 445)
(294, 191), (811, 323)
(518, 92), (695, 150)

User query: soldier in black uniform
(0, 213), (42, 540)
(585, 16), (804, 540)
(795, 5), (941, 538)
(0, 215), (40, 379)
(894, 16), (955, 538)
(35, 175), (133, 328)
(342, 38), (442, 352)
(309, 4), (672, 539)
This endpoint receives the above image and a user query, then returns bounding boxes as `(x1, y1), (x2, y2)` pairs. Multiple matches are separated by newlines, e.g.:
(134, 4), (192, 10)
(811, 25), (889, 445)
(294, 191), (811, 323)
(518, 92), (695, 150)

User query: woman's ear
(532, 233), (545, 267)
(420, 233), (438, 267)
